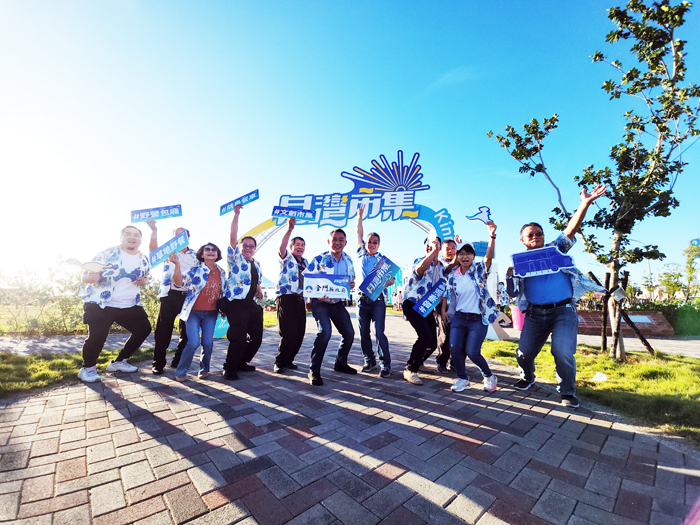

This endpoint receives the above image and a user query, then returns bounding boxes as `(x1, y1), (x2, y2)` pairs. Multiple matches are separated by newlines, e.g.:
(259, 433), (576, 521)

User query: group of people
(77, 184), (606, 408)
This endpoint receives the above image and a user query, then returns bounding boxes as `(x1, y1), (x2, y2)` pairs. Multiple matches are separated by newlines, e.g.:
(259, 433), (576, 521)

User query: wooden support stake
(588, 271), (610, 354)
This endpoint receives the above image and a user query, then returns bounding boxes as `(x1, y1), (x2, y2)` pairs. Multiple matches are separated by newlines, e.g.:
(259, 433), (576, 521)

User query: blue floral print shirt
(403, 257), (445, 303)
(226, 246), (263, 301)
(179, 262), (229, 322)
(304, 251), (356, 281)
(508, 233), (606, 310)
(158, 248), (196, 298)
(446, 261), (499, 325)
(81, 246), (151, 309)
(277, 251), (309, 297)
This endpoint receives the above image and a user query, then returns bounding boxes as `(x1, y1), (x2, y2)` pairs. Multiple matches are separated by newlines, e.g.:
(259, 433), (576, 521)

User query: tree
(659, 263), (683, 297)
(488, 0), (700, 361)
(683, 242), (700, 299)
(642, 272), (656, 300)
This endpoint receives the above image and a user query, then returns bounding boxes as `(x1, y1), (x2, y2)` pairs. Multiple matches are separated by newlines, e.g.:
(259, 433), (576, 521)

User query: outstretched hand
(358, 203), (365, 219)
(287, 217), (296, 230)
(580, 184), (607, 206)
(146, 218), (157, 231)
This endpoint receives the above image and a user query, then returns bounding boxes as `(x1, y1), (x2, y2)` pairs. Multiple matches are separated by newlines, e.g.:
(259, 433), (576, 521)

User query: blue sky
(1, 1), (698, 289)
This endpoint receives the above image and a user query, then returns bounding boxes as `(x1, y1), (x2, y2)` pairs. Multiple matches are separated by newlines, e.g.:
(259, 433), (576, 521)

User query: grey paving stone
(166, 431), (197, 450)
(90, 479), (127, 516)
(549, 478), (615, 512)
(0, 491), (20, 520)
(299, 445), (336, 465)
(362, 479), (414, 518)
(268, 448), (307, 475)
(0, 449), (30, 471)
(446, 485), (496, 523)
(405, 494), (466, 525)
(257, 465), (302, 499)
(492, 448), (530, 475)
(398, 471), (456, 506)
(206, 446), (242, 471)
(187, 501), (250, 524)
(146, 445), (179, 468)
(365, 444), (402, 463)
(566, 516), (598, 525)
(238, 441), (283, 462)
(292, 458), (340, 487)
(428, 446), (466, 472)
(649, 510), (684, 525)
(574, 502), (647, 525)
(459, 456), (516, 484)
(322, 489), (380, 525)
(531, 488), (577, 525)
(394, 453), (447, 481)
(560, 452), (596, 478)
(188, 462), (227, 495)
(509, 467), (551, 499)
(133, 510), (175, 525)
(585, 463), (622, 498)
(0, 480), (22, 494)
(165, 483), (208, 524)
(54, 503), (92, 525)
(327, 468), (376, 502)
(436, 464), (478, 494)
(121, 459), (156, 490)
(286, 503), (336, 525)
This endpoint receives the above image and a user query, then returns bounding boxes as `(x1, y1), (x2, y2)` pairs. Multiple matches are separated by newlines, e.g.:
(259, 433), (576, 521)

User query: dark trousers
(309, 300), (355, 373)
(358, 295), (390, 366)
(224, 299), (263, 371)
(275, 294), (306, 367)
(423, 311), (451, 366)
(81, 303), (151, 368)
(152, 291), (187, 369)
(402, 299), (437, 372)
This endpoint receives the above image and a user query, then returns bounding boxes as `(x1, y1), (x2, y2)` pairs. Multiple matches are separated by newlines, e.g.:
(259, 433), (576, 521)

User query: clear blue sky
(1, 1), (698, 288)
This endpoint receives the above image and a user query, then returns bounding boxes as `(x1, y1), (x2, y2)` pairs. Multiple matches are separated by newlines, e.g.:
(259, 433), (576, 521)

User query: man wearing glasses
(222, 204), (264, 380)
(507, 185), (607, 408)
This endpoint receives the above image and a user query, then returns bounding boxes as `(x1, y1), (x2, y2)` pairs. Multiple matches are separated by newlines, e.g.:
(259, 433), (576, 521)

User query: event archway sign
(238, 151), (456, 250)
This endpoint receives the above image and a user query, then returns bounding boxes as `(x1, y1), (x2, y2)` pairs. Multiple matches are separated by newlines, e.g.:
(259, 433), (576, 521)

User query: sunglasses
(524, 232), (544, 239)
(203, 247), (218, 253)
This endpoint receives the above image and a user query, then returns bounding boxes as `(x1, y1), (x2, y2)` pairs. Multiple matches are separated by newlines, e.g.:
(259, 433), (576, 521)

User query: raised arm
(415, 239), (440, 276)
(356, 204), (365, 247)
(563, 184), (607, 240)
(169, 253), (183, 287)
(484, 221), (497, 271)
(146, 219), (158, 253)
(279, 218), (296, 259)
(230, 204), (242, 249)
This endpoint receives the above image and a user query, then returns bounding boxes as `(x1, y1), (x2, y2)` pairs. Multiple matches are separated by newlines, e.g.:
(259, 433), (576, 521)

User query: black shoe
(223, 370), (239, 381)
(286, 363), (298, 370)
(152, 367), (164, 375)
(238, 363), (256, 372)
(514, 379), (534, 391)
(380, 365), (391, 378)
(273, 364), (285, 374)
(361, 362), (378, 373)
(170, 360), (179, 369)
(437, 364), (448, 374)
(308, 371), (323, 386)
(334, 363), (358, 375)
(561, 395), (580, 408)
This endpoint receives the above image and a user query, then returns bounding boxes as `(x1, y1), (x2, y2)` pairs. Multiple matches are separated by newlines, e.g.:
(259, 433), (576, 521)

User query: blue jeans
(176, 310), (218, 377)
(517, 303), (578, 395)
(309, 300), (355, 373)
(449, 312), (491, 380)
(357, 296), (390, 367)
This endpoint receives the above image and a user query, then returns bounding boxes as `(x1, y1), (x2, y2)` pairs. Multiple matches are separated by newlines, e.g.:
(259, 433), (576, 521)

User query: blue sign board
(465, 206), (492, 225)
(359, 255), (400, 302)
(275, 151), (455, 240)
(149, 230), (190, 267)
(271, 206), (317, 221)
(414, 278), (447, 317)
(220, 190), (260, 216)
(472, 241), (488, 257)
(511, 246), (575, 278)
(131, 205), (182, 223)
(691, 239), (700, 247)
(303, 274), (351, 300)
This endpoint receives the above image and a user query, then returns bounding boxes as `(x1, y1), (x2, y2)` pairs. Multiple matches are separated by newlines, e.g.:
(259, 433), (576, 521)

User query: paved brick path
(1, 314), (698, 524)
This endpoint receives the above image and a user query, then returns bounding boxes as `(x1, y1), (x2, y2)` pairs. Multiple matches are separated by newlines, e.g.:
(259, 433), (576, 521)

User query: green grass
(263, 311), (278, 328)
(482, 340), (700, 445)
(0, 347), (157, 398)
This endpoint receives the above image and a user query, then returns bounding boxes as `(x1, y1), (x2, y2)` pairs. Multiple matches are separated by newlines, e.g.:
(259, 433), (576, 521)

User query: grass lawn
(482, 340), (700, 445)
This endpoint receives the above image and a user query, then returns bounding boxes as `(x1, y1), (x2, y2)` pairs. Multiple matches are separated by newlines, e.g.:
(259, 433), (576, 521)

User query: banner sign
(131, 205), (182, 223)
(691, 239), (700, 247)
(473, 241), (488, 257)
(220, 190), (260, 216)
(275, 151), (455, 240)
(271, 206), (316, 221)
(414, 278), (447, 317)
(149, 230), (190, 267)
(303, 273), (351, 300)
(465, 206), (492, 224)
(359, 255), (400, 302)
(511, 246), (575, 278)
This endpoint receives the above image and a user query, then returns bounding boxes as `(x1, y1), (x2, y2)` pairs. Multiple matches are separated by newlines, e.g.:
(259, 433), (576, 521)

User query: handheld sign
(66, 259), (113, 273)
(511, 246), (575, 278)
(472, 241), (488, 257)
(414, 278), (447, 317)
(131, 205), (182, 223)
(220, 190), (260, 216)
(691, 239), (700, 247)
(359, 255), (400, 302)
(465, 206), (492, 225)
(271, 206), (317, 221)
(303, 274), (351, 300)
(149, 230), (190, 268)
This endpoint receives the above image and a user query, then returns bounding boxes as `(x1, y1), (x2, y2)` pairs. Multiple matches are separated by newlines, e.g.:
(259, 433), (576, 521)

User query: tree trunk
(608, 231), (626, 362)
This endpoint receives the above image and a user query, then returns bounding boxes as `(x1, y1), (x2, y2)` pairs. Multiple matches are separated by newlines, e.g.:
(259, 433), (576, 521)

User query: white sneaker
(451, 378), (470, 392)
(106, 360), (138, 373)
(78, 367), (101, 383)
(403, 369), (423, 385)
(483, 375), (498, 392)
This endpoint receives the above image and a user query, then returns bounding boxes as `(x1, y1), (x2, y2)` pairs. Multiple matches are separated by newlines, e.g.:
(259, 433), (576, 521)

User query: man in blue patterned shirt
(222, 204), (264, 381)
(274, 218), (308, 374)
(304, 229), (357, 386)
